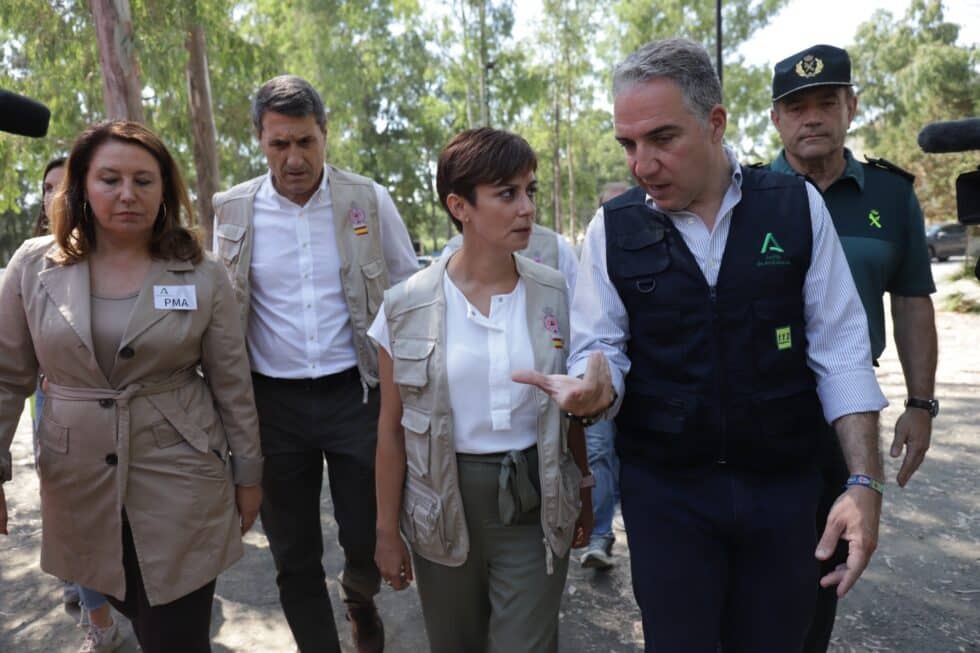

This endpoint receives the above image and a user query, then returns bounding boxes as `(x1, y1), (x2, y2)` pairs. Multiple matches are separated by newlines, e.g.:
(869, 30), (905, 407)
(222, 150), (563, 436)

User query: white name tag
(153, 285), (197, 310)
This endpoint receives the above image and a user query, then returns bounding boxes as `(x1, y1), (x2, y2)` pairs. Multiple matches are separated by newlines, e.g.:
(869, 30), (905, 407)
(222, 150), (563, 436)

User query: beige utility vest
(212, 166), (389, 386)
(384, 253), (582, 569)
(445, 223), (561, 269)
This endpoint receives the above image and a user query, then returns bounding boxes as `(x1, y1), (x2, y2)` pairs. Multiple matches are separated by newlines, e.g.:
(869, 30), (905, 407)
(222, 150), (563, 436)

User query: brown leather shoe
(346, 601), (384, 653)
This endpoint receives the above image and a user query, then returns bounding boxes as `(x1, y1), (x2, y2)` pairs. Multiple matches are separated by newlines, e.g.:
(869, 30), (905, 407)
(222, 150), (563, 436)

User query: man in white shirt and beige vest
(212, 75), (417, 653)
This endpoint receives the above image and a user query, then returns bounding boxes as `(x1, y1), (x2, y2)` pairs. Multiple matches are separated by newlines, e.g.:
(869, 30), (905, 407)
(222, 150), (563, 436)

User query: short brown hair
(436, 127), (537, 232)
(50, 120), (202, 264)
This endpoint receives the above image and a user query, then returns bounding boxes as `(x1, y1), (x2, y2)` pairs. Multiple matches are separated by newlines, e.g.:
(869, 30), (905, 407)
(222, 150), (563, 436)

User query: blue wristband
(845, 474), (884, 495)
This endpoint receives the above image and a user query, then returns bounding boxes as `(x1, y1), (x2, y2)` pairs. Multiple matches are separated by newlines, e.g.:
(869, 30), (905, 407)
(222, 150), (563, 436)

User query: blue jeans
(584, 419), (619, 541)
(79, 585), (108, 612)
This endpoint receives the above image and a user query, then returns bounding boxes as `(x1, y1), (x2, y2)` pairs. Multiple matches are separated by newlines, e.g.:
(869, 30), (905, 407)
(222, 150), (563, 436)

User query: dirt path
(1, 261), (977, 652)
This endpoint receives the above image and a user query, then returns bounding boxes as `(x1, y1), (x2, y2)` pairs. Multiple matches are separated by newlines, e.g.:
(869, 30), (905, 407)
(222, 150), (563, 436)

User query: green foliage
(849, 0), (979, 223)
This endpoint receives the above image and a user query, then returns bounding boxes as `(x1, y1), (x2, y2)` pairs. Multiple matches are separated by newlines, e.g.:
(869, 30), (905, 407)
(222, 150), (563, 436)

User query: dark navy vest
(605, 167), (824, 470)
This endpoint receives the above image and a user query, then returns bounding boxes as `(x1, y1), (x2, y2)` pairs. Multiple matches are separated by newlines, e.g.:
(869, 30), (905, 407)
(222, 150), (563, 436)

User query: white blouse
(368, 272), (538, 454)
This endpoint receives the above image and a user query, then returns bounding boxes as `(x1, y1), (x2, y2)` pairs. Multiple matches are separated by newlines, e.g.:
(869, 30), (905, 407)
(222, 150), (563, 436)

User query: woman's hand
(512, 351), (615, 417)
(376, 529), (413, 591)
(572, 488), (594, 548)
(235, 484), (262, 534)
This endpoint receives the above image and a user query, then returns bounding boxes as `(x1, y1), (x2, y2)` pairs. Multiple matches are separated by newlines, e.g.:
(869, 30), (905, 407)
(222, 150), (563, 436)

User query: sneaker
(580, 536), (615, 570)
(346, 601), (384, 653)
(78, 620), (123, 653)
(63, 581), (80, 606)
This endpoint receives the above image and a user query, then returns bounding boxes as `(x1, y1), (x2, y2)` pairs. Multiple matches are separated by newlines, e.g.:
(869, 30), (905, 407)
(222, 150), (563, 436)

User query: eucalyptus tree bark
(477, 0), (490, 126)
(90, 0), (144, 122)
(565, 77), (576, 240)
(185, 18), (219, 244)
(551, 74), (562, 234)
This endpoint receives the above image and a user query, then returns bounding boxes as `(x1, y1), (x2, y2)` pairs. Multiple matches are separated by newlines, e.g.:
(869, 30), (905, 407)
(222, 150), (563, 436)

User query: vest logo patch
(349, 205), (369, 236)
(758, 232), (790, 267)
(542, 307), (563, 349)
(868, 209), (882, 229)
(776, 325), (792, 350)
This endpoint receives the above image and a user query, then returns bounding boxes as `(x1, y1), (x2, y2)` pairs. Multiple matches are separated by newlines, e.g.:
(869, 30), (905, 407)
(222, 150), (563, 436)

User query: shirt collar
(772, 148), (864, 191)
(259, 165), (331, 209)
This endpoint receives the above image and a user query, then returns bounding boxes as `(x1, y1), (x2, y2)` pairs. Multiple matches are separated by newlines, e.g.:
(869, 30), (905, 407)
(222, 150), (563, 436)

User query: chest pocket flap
(392, 338), (435, 388)
(615, 226), (670, 278)
(216, 223), (247, 264)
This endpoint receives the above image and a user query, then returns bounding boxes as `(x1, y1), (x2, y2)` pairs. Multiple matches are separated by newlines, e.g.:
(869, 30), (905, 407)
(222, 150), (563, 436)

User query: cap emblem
(795, 55), (824, 78)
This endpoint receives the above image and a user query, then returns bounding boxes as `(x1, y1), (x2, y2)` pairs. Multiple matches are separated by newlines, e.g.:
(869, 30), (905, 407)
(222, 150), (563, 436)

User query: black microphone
(0, 89), (51, 138)
(918, 118), (980, 154)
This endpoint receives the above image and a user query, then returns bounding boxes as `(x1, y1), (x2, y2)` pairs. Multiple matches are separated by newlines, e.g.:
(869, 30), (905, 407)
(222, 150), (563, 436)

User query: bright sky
(739, 0), (979, 68)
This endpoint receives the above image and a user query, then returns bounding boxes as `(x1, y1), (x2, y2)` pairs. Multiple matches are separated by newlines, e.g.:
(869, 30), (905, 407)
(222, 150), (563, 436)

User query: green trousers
(412, 447), (569, 653)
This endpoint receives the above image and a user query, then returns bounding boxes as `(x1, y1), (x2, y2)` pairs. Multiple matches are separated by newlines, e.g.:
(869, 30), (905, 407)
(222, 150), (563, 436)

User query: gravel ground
(1, 260), (977, 652)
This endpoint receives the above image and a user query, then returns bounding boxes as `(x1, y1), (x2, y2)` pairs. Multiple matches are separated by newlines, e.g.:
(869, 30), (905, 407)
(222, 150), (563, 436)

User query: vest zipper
(708, 285), (727, 465)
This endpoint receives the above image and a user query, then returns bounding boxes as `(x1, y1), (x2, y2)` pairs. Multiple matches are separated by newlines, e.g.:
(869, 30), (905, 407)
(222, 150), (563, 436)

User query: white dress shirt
(568, 146), (887, 423)
(369, 272), (539, 454)
(233, 168), (418, 379)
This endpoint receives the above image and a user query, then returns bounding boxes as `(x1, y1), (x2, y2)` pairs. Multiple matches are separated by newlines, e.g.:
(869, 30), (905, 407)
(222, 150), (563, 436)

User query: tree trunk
(185, 18), (220, 245)
(477, 0), (489, 126)
(551, 74), (562, 234)
(565, 77), (576, 241)
(89, 0), (144, 122)
(459, 0), (474, 128)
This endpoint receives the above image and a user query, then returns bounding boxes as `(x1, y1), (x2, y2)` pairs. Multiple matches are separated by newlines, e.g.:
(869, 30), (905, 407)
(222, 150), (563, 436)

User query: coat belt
(44, 369), (207, 507)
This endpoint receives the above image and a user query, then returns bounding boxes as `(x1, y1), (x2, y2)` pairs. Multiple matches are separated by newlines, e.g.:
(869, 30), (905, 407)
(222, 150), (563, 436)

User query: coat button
(99, 398), (114, 408)
(105, 453), (118, 465)
(119, 346), (134, 359)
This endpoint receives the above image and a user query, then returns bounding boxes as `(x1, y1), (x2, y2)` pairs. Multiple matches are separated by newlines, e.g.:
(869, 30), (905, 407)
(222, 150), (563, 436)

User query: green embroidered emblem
(760, 232), (785, 254)
(776, 326), (792, 350)
(868, 209), (882, 228)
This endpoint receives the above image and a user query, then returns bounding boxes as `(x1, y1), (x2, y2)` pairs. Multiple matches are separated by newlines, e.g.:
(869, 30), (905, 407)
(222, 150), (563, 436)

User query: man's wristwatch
(905, 396), (939, 418)
(567, 388), (619, 427)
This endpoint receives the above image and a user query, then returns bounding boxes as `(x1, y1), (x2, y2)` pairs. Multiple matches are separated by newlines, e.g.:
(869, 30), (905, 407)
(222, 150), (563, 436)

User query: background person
(212, 75), (418, 653)
(578, 180), (630, 571)
(767, 43), (938, 652)
(0, 120), (263, 653)
(371, 127), (593, 653)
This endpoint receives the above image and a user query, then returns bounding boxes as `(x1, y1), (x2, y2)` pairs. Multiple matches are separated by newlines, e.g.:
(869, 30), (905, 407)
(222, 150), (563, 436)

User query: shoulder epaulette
(864, 156), (915, 183)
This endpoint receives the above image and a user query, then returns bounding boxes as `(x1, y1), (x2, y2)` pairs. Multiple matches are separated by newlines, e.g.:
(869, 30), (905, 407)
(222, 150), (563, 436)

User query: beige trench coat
(0, 236), (263, 605)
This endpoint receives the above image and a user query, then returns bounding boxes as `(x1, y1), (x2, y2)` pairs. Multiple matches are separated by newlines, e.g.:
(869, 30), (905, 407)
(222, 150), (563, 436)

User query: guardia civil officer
(768, 44), (938, 652)
(211, 76), (418, 653)
(515, 38), (888, 652)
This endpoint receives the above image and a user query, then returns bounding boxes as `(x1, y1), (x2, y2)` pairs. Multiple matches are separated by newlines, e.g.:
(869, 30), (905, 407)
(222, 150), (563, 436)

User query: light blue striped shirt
(568, 147), (887, 423)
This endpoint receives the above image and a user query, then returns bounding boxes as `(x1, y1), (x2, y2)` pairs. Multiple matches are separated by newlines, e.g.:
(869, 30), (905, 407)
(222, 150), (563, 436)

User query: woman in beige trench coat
(0, 121), (263, 653)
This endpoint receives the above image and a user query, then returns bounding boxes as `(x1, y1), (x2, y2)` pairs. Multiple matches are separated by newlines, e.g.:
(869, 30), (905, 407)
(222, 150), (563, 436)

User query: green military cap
(772, 44), (851, 102)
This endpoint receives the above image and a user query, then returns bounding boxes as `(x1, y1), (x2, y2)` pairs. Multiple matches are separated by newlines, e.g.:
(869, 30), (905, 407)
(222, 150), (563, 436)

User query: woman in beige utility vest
(369, 128), (593, 653)
(0, 121), (263, 653)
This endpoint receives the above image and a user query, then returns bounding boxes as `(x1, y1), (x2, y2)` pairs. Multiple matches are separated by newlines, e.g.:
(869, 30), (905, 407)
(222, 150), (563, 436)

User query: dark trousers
(253, 369), (382, 653)
(620, 460), (821, 653)
(802, 428), (850, 653)
(106, 519), (216, 653)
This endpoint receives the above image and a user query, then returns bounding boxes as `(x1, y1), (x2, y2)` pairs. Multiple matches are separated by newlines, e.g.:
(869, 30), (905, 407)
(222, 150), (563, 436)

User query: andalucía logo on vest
(757, 232), (790, 267)
(349, 203), (369, 236)
(542, 307), (564, 349)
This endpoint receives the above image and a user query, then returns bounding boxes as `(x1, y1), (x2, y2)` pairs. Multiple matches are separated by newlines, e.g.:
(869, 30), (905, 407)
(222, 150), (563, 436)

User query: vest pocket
(400, 476), (446, 553)
(401, 405), (431, 478)
(215, 223), (246, 264)
(392, 338), (435, 388)
(361, 259), (386, 316)
(552, 453), (582, 531)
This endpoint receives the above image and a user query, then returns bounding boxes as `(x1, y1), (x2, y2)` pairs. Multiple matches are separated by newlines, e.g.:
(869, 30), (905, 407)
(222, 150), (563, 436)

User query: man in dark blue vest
(767, 45), (938, 653)
(515, 38), (888, 652)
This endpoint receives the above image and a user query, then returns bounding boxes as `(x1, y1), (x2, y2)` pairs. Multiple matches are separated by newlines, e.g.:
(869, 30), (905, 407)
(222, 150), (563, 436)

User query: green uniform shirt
(770, 149), (935, 360)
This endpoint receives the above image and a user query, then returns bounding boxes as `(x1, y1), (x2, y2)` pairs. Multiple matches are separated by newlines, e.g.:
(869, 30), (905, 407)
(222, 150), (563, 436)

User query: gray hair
(612, 38), (722, 122)
(251, 75), (327, 135)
